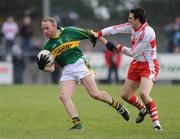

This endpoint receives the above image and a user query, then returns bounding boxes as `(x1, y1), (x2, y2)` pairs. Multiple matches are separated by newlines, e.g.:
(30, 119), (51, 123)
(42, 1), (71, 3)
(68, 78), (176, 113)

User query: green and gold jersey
(43, 27), (93, 67)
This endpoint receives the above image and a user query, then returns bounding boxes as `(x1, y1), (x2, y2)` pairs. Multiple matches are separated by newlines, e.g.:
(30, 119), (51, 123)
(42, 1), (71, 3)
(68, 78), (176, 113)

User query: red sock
(146, 100), (159, 122)
(128, 94), (145, 110)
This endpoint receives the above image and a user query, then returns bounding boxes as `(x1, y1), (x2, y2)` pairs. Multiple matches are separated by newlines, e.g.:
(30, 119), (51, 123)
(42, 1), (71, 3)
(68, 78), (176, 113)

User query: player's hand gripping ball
(37, 50), (54, 70)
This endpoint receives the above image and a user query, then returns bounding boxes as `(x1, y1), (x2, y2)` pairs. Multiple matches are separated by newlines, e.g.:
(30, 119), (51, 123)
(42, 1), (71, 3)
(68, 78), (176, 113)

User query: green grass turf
(0, 84), (180, 139)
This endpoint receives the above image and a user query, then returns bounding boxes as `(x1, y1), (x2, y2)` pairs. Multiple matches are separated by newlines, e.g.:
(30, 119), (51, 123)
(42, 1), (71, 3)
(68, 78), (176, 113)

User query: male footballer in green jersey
(37, 17), (129, 130)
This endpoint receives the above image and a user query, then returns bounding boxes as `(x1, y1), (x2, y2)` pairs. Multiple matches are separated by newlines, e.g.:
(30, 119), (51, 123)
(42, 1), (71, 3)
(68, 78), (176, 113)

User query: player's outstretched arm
(91, 31), (118, 51)
(90, 31), (110, 46)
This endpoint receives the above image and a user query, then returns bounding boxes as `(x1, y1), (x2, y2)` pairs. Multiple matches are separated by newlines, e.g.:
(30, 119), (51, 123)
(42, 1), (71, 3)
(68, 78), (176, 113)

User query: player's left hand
(106, 41), (115, 51)
(89, 31), (97, 47)
(37, 54), (50, 70)
(89, 35), (97, 47)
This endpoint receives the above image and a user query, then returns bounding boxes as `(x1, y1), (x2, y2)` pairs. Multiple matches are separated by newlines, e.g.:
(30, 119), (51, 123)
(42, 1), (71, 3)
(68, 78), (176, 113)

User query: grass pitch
(0, 84), (180, 139)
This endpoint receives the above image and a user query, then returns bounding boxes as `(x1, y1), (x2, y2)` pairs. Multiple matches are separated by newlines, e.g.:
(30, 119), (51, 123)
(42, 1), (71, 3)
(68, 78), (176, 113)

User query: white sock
(153, 120), (161, 127)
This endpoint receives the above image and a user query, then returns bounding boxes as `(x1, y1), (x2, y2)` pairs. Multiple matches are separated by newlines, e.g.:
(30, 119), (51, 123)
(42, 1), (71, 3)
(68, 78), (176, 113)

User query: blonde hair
(42, 17), (57, 26)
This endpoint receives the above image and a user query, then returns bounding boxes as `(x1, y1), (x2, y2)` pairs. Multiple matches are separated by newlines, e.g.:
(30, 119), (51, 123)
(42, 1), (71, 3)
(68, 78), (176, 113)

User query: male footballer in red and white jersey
(93, 7), (162, 131)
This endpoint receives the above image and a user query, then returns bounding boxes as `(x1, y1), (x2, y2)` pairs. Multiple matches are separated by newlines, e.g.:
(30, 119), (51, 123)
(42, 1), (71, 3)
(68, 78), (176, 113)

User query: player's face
(42, 21), (56, 39)
(128, 13), (139, 29)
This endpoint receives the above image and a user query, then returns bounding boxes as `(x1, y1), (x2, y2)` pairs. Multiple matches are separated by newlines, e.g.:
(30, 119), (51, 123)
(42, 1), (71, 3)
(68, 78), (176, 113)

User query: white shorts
(60, 58), (93, 82)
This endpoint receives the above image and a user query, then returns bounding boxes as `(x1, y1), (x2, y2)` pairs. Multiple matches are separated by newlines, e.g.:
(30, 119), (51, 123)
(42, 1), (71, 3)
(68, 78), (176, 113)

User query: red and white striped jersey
(100, 22), (157, 62)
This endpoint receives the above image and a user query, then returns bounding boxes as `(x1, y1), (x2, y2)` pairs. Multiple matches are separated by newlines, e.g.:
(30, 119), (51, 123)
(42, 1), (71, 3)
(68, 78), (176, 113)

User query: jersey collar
(134, 22), (148, 32)
(51, 27), (64, 39)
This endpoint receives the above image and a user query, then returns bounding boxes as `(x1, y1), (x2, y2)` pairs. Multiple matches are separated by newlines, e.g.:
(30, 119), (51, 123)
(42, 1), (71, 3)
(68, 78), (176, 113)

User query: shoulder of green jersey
(66, 26), (85, 32)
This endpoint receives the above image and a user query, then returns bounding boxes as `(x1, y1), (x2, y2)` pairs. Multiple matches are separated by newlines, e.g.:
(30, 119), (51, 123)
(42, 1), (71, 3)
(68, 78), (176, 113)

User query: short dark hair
(130, 7), (147, 24)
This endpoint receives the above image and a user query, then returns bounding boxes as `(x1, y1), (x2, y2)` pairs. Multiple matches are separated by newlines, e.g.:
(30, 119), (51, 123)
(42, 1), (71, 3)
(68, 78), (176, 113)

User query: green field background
(0, 85), (180, 139)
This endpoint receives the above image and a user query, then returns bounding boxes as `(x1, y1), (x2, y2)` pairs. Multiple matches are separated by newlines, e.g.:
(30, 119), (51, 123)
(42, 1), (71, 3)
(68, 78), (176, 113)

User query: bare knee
(59, 93), (70, 102)
(140, 92), (149, 102)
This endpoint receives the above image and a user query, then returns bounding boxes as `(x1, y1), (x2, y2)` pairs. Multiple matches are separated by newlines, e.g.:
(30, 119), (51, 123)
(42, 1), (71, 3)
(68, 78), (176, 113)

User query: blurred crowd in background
(164, 17), (180, 53)
(0, 0), (180, 84)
